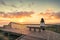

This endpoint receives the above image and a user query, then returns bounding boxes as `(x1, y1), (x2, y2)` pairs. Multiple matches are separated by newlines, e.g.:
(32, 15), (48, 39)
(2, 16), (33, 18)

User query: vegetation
(46, 25), (60, 33)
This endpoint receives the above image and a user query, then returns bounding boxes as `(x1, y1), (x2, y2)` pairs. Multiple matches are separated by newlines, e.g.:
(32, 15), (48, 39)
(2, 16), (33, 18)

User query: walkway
(0, 27), (60, 40)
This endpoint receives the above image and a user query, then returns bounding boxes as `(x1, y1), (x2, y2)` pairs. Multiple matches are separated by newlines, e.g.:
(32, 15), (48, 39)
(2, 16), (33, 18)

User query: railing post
(34, 28), (36, 32)
(29, 27), (31, 31)
(39, 28), (41, 32)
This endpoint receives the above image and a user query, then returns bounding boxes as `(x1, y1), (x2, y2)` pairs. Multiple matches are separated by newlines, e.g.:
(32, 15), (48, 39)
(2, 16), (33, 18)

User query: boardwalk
(0, 27), (60, 40)
(0, 22), (60, 40)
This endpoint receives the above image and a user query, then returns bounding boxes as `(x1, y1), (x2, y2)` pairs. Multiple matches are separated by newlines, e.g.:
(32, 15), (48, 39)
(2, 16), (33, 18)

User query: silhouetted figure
(40, 18), (45, 31)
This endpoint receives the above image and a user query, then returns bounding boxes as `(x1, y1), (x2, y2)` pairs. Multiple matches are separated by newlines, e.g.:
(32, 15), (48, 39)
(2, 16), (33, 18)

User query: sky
(0, 0), (60, 12)
(0, 0), (60, 25)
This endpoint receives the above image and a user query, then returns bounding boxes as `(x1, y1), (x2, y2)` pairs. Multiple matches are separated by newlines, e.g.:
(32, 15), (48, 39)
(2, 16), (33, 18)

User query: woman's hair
(41, 18), (44, 23)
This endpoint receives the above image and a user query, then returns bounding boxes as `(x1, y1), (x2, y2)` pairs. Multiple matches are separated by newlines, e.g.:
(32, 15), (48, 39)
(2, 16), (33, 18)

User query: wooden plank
(27, 26), (41, 32)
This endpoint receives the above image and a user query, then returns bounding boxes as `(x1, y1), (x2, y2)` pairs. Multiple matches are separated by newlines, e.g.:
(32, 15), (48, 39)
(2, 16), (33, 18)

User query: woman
(40, 18), (45, 31)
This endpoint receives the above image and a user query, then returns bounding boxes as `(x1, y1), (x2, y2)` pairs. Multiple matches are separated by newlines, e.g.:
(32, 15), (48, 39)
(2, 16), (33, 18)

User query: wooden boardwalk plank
(0, 27), (60, 40)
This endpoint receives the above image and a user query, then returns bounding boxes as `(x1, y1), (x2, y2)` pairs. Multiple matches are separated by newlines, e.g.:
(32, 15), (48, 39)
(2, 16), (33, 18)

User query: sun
(18, 18), (25, 23)
(19, 19), (24, 23)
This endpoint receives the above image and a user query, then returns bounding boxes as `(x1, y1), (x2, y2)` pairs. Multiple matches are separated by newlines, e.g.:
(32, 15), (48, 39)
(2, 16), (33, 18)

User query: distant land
(0, 22), (60, 27)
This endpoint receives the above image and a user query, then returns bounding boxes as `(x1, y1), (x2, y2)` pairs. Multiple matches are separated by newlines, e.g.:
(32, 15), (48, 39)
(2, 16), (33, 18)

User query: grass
(46, 26), (60, 33)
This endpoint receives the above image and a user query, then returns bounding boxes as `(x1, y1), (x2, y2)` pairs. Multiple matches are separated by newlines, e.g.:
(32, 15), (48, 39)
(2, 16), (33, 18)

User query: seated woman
(40, 18), (45, 31)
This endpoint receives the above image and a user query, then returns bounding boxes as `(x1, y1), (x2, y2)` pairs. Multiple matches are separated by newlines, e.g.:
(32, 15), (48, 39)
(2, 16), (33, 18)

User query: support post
(34, 28), (36, 32)
(29, 27), (31, 31)
(39, 28), (41, 32)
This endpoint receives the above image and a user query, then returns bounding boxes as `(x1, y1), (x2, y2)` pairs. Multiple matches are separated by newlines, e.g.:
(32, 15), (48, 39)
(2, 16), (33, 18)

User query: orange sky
(0, 9), (60, 25)
(0, 0), (60, 26)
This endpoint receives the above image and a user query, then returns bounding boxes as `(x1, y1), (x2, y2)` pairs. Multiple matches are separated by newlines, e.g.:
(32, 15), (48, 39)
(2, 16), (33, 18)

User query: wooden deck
(0, 27), (60, 40)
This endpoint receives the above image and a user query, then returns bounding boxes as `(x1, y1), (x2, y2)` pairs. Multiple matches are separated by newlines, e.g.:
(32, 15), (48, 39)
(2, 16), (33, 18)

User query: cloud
(54, 12), (60, 19)
(12, 11), (34, 18)
(11, 5), (18, 8)
(0, 11), (34, 18)
(19, 0), (23, 3)
(28, 2), (35, 8)
(38, 9), (60, 20)
(0, 0), (6, 5)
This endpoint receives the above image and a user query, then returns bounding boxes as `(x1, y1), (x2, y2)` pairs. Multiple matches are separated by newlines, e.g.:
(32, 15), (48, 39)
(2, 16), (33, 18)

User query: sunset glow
(0, 0), (60, 25)
(0, 10), (60, 24)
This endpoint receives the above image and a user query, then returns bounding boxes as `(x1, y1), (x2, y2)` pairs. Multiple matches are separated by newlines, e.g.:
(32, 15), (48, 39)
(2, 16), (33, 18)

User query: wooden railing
(27, 26), (41, 32)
